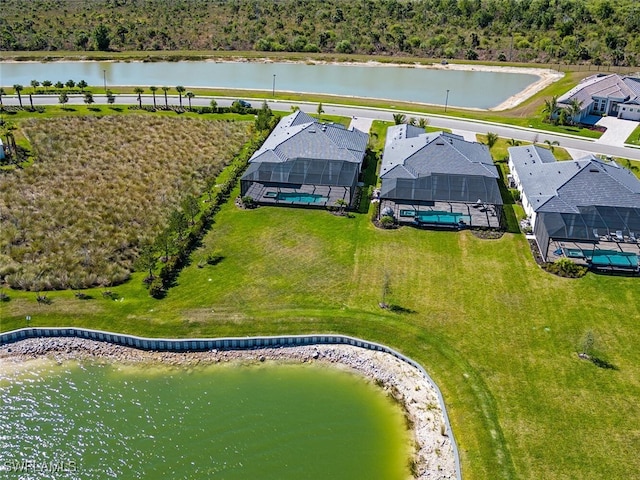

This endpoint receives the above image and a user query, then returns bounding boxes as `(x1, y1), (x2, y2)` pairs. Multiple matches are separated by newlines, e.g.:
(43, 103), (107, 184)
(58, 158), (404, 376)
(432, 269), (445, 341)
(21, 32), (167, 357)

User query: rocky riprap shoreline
(1, 337), (456, 479)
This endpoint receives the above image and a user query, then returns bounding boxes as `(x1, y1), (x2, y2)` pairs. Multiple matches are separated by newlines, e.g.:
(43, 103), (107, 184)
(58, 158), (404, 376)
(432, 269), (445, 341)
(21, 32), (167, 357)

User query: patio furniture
(630, 232), (637, 243)
(615, 230), (624, 242)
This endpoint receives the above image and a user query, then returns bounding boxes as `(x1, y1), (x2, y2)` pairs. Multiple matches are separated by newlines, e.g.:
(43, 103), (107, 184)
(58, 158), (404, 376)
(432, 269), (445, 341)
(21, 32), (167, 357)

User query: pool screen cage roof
(241, 158), (359, 187)
(380, 173), (503, 205)
(539, 205), (640, 240)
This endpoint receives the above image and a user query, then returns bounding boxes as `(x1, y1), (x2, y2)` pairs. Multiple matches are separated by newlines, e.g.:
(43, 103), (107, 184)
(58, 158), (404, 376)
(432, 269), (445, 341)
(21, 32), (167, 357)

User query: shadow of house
(509, 145), (640, 273)
(240, 111), (368, 209)
(379, 126), (503, 229)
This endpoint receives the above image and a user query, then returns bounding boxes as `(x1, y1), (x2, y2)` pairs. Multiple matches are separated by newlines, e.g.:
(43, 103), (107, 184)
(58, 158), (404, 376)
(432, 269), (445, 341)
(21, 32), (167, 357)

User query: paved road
(4, 93), (640, 161)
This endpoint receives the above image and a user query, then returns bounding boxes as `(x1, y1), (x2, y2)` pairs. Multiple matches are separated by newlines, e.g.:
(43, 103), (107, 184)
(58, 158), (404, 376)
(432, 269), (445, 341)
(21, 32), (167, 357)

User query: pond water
(1, 60), (539, 109)
(0, 360), (410, 479)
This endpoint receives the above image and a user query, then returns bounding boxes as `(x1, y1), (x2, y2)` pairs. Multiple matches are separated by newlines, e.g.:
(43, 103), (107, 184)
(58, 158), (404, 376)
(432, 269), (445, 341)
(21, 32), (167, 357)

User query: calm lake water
(0, 60), (539, 109)
(0, 360), (410, 479)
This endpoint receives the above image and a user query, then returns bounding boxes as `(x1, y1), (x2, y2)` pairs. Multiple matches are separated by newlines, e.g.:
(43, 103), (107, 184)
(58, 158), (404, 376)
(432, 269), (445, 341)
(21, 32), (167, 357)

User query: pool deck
(547, 239), (640, 271)
(381, 200), (502, 229)
(244, 183), (351, 208)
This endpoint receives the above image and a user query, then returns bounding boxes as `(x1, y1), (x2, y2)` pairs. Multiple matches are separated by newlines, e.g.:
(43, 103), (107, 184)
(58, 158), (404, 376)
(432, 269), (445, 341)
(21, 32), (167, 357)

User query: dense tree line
(1, 0), (639, 66)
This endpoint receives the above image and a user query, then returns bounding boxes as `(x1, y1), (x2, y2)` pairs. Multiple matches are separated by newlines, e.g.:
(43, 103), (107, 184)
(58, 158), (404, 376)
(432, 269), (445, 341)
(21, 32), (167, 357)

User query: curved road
(4, 93), (640, 161)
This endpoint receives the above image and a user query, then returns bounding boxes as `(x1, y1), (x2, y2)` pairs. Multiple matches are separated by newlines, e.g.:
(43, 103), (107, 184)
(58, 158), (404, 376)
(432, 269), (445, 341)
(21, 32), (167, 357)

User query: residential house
(240, 110), (368, 207)
(557, 74), (640, 123)
(509, 145), (640, 271)
(379, 125), (503, 228)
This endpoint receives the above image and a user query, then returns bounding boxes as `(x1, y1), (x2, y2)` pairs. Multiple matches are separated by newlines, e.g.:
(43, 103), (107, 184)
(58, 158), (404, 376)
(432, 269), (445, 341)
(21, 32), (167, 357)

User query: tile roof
(250, 110), (368, 164)
(557, 74), (640, 108)
(509, 145), (640, 213)
(381, 129), (497, 178)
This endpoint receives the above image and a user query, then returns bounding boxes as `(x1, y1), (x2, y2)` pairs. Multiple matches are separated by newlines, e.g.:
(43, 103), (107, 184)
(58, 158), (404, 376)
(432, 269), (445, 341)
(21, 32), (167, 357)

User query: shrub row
(148, 132), (268, 298)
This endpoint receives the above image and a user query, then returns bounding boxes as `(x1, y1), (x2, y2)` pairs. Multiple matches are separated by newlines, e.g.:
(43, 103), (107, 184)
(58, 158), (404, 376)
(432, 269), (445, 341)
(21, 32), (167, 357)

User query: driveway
(348, 116), (374, 133)
(595, 116), (638, 146)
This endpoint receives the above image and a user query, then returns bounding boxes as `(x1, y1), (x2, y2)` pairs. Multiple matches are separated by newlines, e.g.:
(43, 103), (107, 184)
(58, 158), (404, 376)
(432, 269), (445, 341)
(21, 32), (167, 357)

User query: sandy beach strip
(1, 337), (457, 480)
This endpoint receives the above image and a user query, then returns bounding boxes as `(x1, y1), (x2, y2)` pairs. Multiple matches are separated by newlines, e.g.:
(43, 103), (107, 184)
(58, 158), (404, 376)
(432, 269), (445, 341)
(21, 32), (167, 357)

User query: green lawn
(626, 124), (640, 146)
(2, 196), (639, 480)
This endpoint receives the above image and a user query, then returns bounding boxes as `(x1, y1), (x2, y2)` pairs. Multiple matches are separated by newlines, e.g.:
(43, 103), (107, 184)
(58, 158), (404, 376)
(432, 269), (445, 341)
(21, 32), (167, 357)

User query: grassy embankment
(1, 111), (640, 480)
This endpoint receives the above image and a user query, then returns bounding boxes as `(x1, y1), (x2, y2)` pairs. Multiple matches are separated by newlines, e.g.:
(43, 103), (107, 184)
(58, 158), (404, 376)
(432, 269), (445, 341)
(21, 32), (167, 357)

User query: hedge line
(148, 131), (268, 298)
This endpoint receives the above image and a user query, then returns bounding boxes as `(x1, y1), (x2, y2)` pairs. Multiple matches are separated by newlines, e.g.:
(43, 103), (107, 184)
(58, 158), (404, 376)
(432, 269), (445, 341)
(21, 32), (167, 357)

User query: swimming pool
(414, 211), (470, 225)
(275, 192), (328, 203)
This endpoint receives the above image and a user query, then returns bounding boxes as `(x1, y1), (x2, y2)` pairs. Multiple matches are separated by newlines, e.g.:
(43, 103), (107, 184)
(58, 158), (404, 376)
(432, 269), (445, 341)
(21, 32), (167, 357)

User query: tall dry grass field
(0, 115), (251, 290)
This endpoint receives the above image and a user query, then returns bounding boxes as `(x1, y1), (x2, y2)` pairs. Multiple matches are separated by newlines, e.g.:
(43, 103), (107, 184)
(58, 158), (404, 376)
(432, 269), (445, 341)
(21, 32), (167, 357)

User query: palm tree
(335, 198), (348, 215)
(28, 94), (34, 110)
(162, 86), (169, 108)
(176, 85), (185, 107)
(317, 102), (324, 119)
(485, 132), (499, 149)
(568, 98), (583, 125)
(542, 95), (559, 122)
(418, 117), (429, 129)
(0, 87), (5, 106)
(185, 91), (195, 110)
(13, 84), (23, 108)
(392, 113), (406, 125)
(133, 87), (144, 108)
(408, 117), (417, 126)
(507, 138), (521, 147)
(544, 139), (559, 152)
(149, 86), (157, 109)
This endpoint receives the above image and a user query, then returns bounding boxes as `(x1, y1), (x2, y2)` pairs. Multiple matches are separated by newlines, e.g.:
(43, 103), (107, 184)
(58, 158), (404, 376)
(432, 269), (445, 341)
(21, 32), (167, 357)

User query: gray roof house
(557, 74), (640, 122)
(509, 145), (640, 271)
(379, 126), (503, 228)
(240, 110), (368, 207)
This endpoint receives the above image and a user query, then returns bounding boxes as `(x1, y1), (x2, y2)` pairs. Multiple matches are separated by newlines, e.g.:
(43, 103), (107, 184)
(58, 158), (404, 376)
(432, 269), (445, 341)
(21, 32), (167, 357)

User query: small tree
(162, 86), (169, 108)
(485, 132), (499, 149)
(83, 92), (94, 105)
(544, 139), (559, 152)
(335, 198), (348, 215)
(65, 79), (75, 89)
(176, 85), (185, 107)
(58, 92), (69, 105)
(94, 24), (111, 51)
(317, 102), (324, 119)
(30, 79), (40, 91)
(579, 330), (595, 357)
(182, 195), (200, 225)
(185, 91), (195, 110)
(209, 98), (218, 111)
(136, 243), (158, 281)
(169, 210), (188, 240)
(54, 81), (64, 89)
(393, 113), (406, 125)
(42, 80), (52, 90)
(255, 100), (273, 131)
(106, 90), (115, 105)
(149, 86), (158, 109)
(13, 84), (23, 108)
(134, 87), (144, 108)
(77, 80), (88, 91)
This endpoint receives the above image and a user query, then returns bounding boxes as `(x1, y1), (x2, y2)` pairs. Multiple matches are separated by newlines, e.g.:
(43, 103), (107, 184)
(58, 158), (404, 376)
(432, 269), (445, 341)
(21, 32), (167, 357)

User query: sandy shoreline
(1, 337), (456, 479)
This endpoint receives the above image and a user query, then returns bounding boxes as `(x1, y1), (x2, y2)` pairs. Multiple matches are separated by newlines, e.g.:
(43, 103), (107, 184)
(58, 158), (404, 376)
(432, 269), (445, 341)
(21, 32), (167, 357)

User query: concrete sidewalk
(348, 116), (374, 134)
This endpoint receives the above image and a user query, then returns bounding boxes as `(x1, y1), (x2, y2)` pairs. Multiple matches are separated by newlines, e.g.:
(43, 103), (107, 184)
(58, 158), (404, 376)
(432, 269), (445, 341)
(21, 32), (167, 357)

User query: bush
(510, 188), (521, 202)
(543, 258), (587, 278)
(149, 277), (166, 299)
(379, 215), (395, 228)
